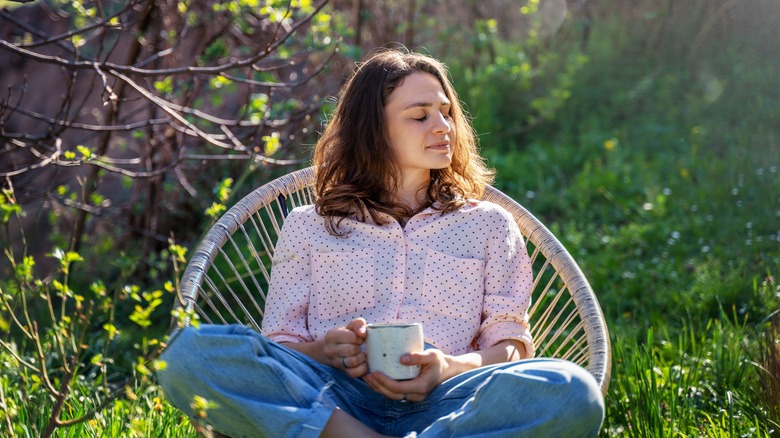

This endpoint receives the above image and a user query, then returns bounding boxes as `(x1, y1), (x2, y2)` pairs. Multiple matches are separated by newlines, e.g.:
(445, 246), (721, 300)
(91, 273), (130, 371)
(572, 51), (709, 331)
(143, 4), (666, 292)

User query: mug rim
(366, 322), (422, 329)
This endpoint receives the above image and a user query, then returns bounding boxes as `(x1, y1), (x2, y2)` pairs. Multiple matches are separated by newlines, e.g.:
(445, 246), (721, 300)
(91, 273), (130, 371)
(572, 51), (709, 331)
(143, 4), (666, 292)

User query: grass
(479, 3), (780, 434)
(2, 2), (780, 436)
(0, 377), (196, 437)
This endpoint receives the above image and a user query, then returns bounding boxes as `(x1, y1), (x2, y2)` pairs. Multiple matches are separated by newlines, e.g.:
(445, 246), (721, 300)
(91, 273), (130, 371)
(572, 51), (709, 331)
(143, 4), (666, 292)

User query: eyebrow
(402, 100), (451, 110)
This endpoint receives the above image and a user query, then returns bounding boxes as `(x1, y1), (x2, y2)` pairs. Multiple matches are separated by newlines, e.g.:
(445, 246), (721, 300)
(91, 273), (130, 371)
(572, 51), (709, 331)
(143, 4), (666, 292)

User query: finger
(324, 342), (363, 360)
(346, 318), (368, 339)
(402, 349), (439, 365)
(368, 371), (417, 395)
(325, 326), (360, 345)
(334, 344), (366, 358)
(345, 361), (368, 379)
(372, 370), (436, 401)
(364, 374), (420, 402)
(332, 352), (369, 379)
(327, 322), (367, 347)
(363, 373), (398, 398)
(338, 351), (368, 369)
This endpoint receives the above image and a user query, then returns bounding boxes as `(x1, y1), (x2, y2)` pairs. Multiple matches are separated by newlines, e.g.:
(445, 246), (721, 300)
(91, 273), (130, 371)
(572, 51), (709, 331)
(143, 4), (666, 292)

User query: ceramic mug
(365, 323), (424, 380)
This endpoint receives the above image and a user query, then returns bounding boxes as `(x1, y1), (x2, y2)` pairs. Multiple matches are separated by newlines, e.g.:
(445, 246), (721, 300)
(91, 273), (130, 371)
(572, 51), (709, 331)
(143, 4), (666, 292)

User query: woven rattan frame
(176, 166), (611, 396)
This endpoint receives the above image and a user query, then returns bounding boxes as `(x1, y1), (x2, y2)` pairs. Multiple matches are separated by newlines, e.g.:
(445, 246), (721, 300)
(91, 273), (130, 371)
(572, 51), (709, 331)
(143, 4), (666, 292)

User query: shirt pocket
(312, 247), (376, 320)
(422, 249), (484, 319)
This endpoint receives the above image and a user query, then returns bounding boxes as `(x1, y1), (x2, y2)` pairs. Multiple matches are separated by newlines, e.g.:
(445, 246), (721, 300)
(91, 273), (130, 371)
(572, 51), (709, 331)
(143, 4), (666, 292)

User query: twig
(1, 2), (137, 50)
(31, 322), (62, 398)
(41, 357), (75, 438)
(0, 284), (34, 340)
(221, 44), (339, 89)
(0, 337), (40, 373)
(0, 102), (170, 131)
(110, 69), (240, 150)
(0, 0), (329, 77)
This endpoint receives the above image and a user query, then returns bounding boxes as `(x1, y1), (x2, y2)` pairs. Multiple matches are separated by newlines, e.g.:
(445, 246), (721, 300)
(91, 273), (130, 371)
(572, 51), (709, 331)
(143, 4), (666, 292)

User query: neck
(395, 169), (430, 211)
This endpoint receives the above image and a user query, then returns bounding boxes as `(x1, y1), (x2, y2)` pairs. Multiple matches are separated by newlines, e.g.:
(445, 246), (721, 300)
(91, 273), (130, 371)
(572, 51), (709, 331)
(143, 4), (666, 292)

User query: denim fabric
(158, 324), (604, 438)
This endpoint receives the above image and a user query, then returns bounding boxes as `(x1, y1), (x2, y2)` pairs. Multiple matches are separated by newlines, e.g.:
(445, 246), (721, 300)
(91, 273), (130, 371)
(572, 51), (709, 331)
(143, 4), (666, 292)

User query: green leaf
(153, 77), (173, 94)
(103, 323), (119, 340)
(91, 354), (104, 366)
(213, 178), (233, 202)
(263, 132), (281, 156)
(76, 145), (92, 159)
(205, 202), (227, 219)
(168, 243), (188, 263)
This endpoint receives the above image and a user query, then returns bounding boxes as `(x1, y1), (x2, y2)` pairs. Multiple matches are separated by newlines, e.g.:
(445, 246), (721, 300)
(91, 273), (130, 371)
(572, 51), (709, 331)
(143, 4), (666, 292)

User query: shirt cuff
(478, 321), (535, 358)
(266, 333), (310, 344)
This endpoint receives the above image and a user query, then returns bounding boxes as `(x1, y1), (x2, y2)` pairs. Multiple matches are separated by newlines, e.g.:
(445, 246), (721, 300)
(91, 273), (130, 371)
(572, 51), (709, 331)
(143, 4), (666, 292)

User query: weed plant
(2, 1), (780, 436)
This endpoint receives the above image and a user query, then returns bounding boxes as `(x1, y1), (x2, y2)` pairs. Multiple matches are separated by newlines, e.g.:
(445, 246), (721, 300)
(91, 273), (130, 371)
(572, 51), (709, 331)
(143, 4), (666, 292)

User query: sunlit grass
(0, 374), (197, 437)
(2, 2), (780, 436)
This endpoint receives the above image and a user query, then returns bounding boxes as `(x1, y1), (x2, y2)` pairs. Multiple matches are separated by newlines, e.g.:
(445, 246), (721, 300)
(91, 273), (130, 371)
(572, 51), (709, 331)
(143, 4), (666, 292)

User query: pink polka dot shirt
(261, 200), (535, 357)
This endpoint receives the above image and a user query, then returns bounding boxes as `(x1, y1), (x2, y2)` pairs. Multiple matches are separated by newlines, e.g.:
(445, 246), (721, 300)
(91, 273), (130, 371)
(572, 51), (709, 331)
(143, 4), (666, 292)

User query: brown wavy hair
(313, 49), (494, 235)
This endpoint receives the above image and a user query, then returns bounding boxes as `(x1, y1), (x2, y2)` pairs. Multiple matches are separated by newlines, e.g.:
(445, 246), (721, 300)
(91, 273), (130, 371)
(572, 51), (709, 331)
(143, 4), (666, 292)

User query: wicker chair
(175, 166), (612, 402)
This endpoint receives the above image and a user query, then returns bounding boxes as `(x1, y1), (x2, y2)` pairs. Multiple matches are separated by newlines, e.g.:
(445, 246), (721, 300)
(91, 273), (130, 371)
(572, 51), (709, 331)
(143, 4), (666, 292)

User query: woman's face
(383, 72), (454, 181)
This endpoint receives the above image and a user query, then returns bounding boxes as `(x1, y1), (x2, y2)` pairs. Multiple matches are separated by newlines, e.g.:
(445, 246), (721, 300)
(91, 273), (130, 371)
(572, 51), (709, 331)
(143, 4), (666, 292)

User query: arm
(476, 206), (535, 357)
(263, 209), (369, 377)
(446, 338), (527, 372)
(261, 208), (316, 344)
(363, 339), (525, 403)
(281, 318), (369, 379)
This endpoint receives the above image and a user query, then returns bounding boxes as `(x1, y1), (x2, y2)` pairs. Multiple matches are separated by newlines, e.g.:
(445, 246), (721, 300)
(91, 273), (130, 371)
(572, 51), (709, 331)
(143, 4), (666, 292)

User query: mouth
(426, 142), (450, 150)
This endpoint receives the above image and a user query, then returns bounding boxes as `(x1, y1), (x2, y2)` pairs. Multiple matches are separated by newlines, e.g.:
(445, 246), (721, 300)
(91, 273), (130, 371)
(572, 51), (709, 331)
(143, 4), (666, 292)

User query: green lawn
(2, 2), (779, 436)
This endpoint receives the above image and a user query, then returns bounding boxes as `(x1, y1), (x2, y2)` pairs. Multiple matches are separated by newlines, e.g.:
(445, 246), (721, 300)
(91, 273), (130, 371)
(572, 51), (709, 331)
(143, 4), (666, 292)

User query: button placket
(393, 225), (408, 319)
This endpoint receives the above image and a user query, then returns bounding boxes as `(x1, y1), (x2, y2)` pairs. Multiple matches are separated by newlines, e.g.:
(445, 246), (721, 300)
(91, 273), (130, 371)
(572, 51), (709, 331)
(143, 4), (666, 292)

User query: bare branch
(0, 0), (330, 77)
(175, 161), (198, 198)
(0, 138), (62, 177)
(0, 102), (170, 131)
(1, 2), (139, 50)
(221, 44), (340, 89)
(109, 69), (240, 150)
(0, 338), (40, 372)
(31, 321), (63, 398)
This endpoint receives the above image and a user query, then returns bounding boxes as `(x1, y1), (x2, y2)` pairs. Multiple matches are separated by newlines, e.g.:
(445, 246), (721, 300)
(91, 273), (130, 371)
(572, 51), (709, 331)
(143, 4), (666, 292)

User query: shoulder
(460, 199), (515, 222)
(282, 205), (321, 228)
(453, 199), (522, 239)
(287, 204), (318, 218)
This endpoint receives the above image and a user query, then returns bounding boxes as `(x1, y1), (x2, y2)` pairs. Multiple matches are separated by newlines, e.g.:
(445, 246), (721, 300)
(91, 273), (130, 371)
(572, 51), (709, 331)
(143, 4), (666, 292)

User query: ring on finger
(401, 393), (408, 402)
(341, 356), (349, 368)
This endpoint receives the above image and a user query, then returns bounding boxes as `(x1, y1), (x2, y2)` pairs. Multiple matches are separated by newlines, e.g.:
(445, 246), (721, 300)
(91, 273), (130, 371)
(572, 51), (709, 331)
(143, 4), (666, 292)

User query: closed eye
(414, 110), (451, 122)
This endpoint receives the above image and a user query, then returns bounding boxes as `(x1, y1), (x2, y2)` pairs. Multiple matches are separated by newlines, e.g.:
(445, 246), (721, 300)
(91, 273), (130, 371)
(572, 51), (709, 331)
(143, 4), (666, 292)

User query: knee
(532, 359), (605, 433)
(158, 324), (276, 386)
(564, 362), (605, 425)
(489, 359), (604, 434)
(157, 328), (205, 400)
(159, 327), (206, 373)
(156, 330), (197, 412)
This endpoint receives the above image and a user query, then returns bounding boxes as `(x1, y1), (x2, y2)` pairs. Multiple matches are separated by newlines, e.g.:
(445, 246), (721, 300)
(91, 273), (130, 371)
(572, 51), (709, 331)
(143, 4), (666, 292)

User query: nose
(433, 113), (452, 134)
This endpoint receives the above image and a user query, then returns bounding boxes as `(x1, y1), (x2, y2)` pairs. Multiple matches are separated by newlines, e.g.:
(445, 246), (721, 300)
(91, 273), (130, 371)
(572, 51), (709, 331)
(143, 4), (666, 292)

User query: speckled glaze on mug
(366, 323), (423, 380)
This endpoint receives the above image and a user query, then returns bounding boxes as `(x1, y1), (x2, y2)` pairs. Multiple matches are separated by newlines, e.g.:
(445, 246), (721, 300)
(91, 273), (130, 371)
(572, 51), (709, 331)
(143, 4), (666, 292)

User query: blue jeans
(158, 324), (604, 437)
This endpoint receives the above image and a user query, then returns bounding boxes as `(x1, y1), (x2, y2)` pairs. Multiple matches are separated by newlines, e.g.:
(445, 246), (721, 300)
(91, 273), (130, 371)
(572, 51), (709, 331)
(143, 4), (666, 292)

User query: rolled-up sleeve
(261, 208), (315, 344)
(476, 208), (535, 357)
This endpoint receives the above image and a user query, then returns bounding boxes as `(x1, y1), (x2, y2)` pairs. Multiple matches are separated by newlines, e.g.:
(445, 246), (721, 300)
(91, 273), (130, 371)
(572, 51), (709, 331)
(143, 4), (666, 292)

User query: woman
(159, 50), (604, 437)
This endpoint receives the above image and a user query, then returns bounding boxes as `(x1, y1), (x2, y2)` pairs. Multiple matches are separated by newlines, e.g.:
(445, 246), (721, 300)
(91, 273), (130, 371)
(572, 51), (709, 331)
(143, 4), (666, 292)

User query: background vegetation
(1, 0), (778, 436)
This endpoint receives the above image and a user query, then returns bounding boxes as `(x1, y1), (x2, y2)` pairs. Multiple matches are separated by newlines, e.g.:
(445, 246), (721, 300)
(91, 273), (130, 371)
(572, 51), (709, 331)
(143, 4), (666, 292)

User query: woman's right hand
(322, 318), (368, 378)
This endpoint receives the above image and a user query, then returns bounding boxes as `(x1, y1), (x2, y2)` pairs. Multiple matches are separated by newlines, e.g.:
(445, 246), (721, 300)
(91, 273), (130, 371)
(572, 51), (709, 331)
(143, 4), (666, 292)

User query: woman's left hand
(362, 349), (457, 403)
